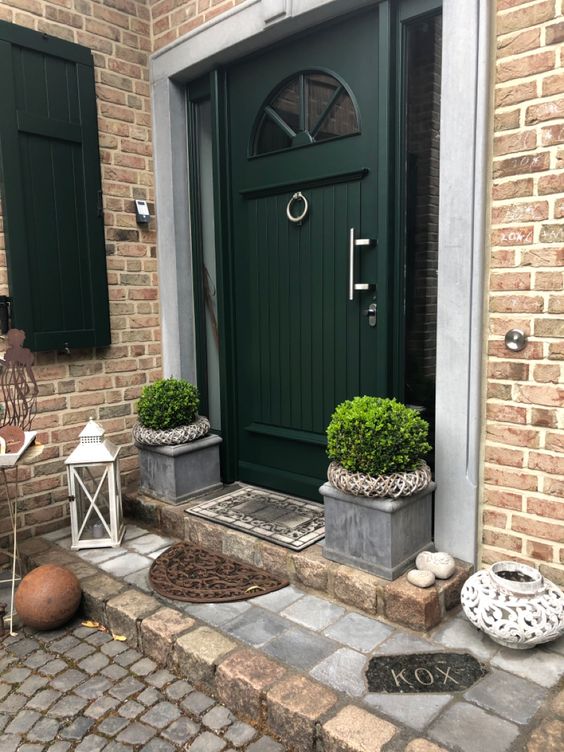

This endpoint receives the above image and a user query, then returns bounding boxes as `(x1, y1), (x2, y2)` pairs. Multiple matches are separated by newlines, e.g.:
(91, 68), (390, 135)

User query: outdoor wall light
(65, 418), (124, 549)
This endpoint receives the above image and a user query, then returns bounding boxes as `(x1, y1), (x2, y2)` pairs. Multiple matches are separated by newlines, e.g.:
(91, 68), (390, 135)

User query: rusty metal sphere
(15, 565), (82, 631)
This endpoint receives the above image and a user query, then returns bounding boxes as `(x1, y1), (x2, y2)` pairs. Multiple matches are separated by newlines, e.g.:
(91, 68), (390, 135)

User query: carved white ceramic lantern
(65, 418), (124, 549)
(461, 561), (564, 649)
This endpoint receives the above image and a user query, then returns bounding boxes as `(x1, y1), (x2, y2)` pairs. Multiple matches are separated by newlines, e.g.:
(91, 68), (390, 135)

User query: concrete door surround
(150, 0), (491, 565)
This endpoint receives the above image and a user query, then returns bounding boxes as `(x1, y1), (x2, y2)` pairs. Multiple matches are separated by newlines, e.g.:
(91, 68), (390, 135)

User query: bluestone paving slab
(127, 533), (174, 554)
(27, 716), (61, 743)
(50, 668), (88, 691)
(309, 647), (367, 697)
(223, 608), (290, 647)
(124, 524), (150, 540)
(42, 527), (72, 541)
(142, 739), (175, 752)
(188, 730), (226, 751)
(59, 716), (95, 740)
(431, 615), (499, 661)
(429, 702), (520, 752)
(203, 704), (235, 730)
(377, 632), (439, 655)
(491, 644), (564, 687)
(47, 693), (89, 718)
(224, 721), (257, 747)
(262, 626), (338, 669)
(281, 594), (345, 631)
(464, 669), (547, 724)
(124, 569), (152, 592)
(183, 601), (252, 627)
(182, 691), (216, 716)
(22, 521), (561, 752)
(78, 547), (128, 564)
(251, 586), (304, 612)
(163, 716), (200, 744)
(324, 612), (394, 652)
(246, 738), (284, 752)
(74, 736), (108, 752)
(141, 700), (181, 729)
(116, 721), (155, 745)
(149, 545), (170, 559)
(5, 708), (41, 734)
(364, 692), (452, 731)
(0, 735), (20, 752)
(118, 700), (144, 719)
(546, 634), (564, 656)
(75, 675), (113, 700)
(98, 716), (130, 736)
(100, 552), (153, 577)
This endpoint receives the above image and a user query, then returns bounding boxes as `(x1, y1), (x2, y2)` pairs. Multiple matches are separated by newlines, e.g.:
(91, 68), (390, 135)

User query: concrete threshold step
(18, 532), (461, 752)
(124, 487), (473, 633)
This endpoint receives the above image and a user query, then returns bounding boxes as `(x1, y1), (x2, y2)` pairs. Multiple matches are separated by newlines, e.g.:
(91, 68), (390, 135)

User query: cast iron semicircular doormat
(149, 542), (289, 603)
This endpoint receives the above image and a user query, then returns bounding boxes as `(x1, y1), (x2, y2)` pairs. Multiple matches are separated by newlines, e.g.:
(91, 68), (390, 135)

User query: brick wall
(0, 0), (562, 581)
(150, 0), (246, 52)
(483, 0), (563, 583)
(0, 0), (160, 562)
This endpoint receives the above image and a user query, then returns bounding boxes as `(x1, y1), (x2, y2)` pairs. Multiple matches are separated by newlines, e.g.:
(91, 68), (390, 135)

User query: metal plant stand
(0, 329), (39, 638)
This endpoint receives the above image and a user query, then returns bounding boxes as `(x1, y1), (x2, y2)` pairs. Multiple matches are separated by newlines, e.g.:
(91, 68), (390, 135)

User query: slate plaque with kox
(366, 652), (487, 693)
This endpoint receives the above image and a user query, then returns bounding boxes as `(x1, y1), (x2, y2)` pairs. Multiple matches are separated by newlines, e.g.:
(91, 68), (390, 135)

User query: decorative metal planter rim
(490, 560), (544, 596)
(132, 415), (210, 447)
(327, 460), (432, 498)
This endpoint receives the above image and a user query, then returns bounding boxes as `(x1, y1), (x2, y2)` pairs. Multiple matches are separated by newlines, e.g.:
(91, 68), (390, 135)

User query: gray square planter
(320, 480), (436, 580)
(138, 434), (222, 505)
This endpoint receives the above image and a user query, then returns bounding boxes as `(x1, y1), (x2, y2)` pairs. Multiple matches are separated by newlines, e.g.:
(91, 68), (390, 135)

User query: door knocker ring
(286, 192), (309, 225)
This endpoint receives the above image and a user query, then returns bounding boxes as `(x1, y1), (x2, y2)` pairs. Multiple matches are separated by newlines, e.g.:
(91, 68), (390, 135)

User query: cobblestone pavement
(7, 525), (564, 752)
(0, 623), (288, 752)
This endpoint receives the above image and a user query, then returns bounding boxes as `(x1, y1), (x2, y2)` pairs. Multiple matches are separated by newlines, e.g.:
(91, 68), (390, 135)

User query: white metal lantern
(65, 418), (124, 549)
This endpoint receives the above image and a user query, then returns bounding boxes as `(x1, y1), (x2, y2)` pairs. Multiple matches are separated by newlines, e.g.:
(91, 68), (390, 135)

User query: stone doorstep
(124, 490), (473, 632)
(16, 537), (422, 752)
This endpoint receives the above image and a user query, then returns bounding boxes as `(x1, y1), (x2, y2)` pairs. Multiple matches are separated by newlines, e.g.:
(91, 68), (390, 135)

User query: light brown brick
(267, 675), (338, 751)
(140, 607), (195, 664)
(321, 706), (397, 752)
(216, 649), (287, 722)
(384, 577), (441, 631)
(172, 627), (237, 688)
(106, 590), (160, 647)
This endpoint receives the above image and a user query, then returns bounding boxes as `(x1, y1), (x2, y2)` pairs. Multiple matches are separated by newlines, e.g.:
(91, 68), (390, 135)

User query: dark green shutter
(0, 21), (110, 351)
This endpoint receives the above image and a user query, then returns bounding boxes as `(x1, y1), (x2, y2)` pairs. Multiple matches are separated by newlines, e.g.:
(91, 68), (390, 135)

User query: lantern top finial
(79, 418), (105, 444)
(66, 418), (119, 465)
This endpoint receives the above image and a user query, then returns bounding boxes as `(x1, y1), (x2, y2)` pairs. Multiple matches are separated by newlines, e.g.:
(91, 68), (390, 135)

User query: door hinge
(97, 190), (104, 218)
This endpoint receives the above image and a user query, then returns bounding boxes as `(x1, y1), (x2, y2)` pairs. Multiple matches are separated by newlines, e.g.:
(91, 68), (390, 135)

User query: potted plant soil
(319, 396), (435, 580)
(132, 378), (222, 504)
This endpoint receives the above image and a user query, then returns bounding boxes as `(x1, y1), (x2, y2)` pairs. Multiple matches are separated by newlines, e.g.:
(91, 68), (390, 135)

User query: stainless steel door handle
(348, 228), (375, 301)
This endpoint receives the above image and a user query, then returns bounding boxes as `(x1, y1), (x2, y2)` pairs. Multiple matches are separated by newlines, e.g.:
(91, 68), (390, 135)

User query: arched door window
(252, 70), (360, 156)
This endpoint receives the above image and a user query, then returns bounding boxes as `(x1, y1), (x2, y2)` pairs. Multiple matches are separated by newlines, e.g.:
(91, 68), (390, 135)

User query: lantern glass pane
(74, 465), (112, 540)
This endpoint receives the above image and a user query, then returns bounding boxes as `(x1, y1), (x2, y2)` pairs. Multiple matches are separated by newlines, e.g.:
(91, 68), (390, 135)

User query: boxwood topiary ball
(137, 377), (200, 430)
(326, 396), (431, 476)
(15, 564), (82, 631)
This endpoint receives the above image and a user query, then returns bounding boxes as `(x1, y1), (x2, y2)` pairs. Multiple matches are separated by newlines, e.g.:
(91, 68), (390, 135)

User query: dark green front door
(228, 9), (389, 499)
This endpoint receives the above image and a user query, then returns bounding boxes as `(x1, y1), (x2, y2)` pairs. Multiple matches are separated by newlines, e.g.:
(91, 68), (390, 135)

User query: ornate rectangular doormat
(186, 487), (325, 551)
